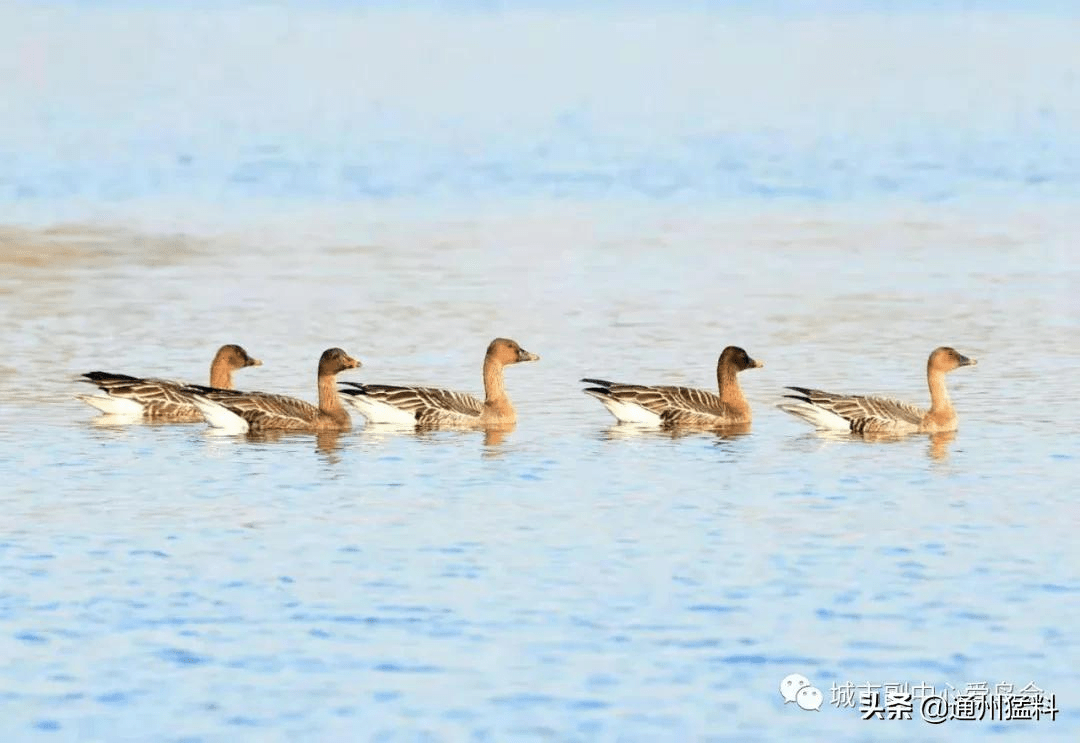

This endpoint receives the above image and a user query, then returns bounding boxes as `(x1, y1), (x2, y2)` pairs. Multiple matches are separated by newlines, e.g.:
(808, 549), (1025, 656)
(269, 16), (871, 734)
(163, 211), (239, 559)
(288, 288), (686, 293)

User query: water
(2, 2), (1080, 741)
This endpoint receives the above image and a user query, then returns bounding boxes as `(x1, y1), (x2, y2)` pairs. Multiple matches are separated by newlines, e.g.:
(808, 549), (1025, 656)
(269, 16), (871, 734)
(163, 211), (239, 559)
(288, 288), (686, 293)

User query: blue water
(2, 2), (1079, 741)
(3, 2), (1080, 220)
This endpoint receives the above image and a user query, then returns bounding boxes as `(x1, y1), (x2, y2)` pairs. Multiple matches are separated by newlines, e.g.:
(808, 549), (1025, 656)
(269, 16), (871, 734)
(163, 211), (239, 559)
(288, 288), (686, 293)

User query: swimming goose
(339, 338), (539, 427)
(77, 344), (262, 419)
(581, 346), (763, 427)
(188, 348), (361, 433)
(778, 346), (977, 434)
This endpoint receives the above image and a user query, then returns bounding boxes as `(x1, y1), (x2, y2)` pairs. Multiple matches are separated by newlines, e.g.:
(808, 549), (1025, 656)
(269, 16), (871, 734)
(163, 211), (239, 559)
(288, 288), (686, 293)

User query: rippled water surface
(2, 2), (1080, 741)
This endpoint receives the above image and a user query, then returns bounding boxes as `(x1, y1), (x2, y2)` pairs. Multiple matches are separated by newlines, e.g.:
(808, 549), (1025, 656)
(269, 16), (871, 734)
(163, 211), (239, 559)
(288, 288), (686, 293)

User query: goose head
(319, 348), (362, 376)
(487, 338), (539, 366)
(928, 346), (977, 374)
(718, 345), (763, 374)
(215, 344), (262, 369)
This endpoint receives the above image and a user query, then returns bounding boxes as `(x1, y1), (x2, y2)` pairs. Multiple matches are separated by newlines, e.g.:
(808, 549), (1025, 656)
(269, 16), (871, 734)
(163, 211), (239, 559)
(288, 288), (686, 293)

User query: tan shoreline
(0, 225), (209, 270)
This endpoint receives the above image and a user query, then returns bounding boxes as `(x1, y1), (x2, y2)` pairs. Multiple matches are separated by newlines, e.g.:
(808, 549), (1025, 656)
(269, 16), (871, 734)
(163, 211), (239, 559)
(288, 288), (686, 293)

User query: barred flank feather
(339, 383), (484, 426)
(181, 386), (322, 431)
(583, 381), (741, 425)
(782, 387), (925, 433)
(79, 372), (211, 420)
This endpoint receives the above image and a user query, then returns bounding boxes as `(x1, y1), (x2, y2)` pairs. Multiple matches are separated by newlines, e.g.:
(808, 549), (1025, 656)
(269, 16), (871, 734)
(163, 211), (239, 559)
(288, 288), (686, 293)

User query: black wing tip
(582, 386), (613, 398)
(580, 377), (613, 386)
(82, 371), (138, 382)
(338, 382), (409, 397)
(337, 382), (407, 397)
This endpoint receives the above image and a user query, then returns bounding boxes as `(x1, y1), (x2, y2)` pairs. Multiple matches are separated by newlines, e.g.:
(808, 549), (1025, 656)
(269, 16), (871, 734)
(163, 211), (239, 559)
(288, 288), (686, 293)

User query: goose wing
(582, 379), (732, 424)
(183, 385), (319, 430)
(340, 382), (483, 425)
(80, 372), (203, 419)
(784, 387), (925, 433)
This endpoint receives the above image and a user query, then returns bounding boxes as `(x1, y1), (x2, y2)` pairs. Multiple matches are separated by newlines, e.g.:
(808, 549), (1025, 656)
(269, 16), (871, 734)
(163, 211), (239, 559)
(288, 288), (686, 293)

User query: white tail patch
(777, 402), (851, 431)
(342, 395), (417, 425)
(192, 396), (249, 434)
(584, 391), (663, 425)
(77, 394), (145, 417)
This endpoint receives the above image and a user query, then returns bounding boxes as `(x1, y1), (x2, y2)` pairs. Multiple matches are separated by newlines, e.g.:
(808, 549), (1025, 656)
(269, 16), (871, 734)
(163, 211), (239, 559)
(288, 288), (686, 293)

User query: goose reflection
(217, 428), (348, 463)
(358, 420), (515, 457)
(413, 421), (515, 456)
(792, 428), (957, 461)
(928, 430), (956, 461)
(598, 421), (751, 442)
(85, 413), (199, 429)
(482, 423), (513, 451)
(856, 430), (957, 461)
(314, 430), (344, 461)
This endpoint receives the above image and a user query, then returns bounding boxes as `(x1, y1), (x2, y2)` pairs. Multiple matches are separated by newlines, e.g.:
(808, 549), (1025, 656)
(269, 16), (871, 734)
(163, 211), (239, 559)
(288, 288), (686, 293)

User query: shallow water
(3, 209), (1078, 741)
(3, 2), (1080, 741)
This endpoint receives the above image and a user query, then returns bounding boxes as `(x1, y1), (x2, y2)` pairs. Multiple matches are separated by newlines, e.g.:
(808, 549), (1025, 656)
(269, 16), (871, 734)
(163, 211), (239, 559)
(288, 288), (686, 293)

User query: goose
(581, 345), (763, 427)
(778, 346), (977, 434)
(339, 338), (539, 427)
(188, 348), (360, 433)
(77, 344), (262, 419)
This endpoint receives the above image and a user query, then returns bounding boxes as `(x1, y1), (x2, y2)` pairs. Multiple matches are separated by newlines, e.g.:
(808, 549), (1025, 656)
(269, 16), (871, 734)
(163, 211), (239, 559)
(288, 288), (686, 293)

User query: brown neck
(926, 366), (954, 417)
(482, 355), (514, 421)
(716, 364), (751, 417)
(317, 372), (350, 426)
(209, 360), (233, 389)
